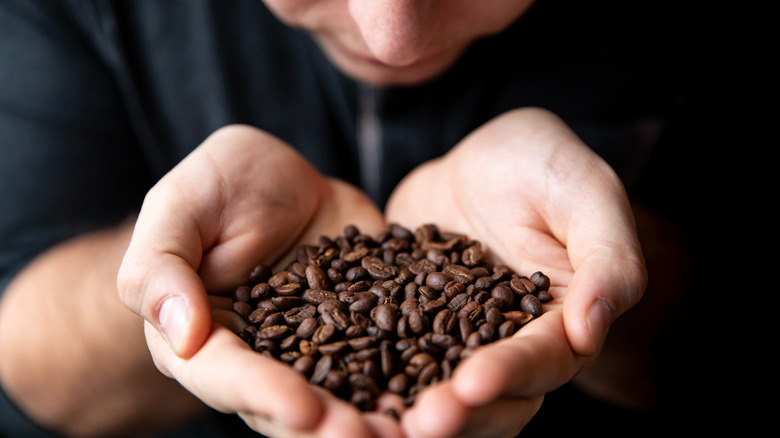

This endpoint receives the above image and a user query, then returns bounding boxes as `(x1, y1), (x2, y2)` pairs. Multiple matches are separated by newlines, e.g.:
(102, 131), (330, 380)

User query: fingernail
(159, 296), (188, 352)
(588, 299), (612, 348)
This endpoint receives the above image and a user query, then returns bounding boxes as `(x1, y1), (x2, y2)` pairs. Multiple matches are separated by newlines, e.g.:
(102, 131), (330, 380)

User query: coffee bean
(295, 317), (319, 339)
(284, 304), (317, 326)
(231, 223), (550, 412)
(312, 323), (337, 344)
(305, 264), (328, 290)
(250, 282), (273, 300)
(232, 301), (253, 320)
(311, 355), (333, 384)
(530, 271), (551, 291)
(520, 294), (543, 318)
(256, 324), (291, 341)
(374, 303), (397, 332)
(292, 355), (315, 377)
(387, 373), (409, 394)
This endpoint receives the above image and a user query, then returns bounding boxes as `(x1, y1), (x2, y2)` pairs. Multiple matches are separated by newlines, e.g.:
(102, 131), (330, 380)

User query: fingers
(561, 180), (647, 356)
(402, 380), (543, 438)
(146, 321), (325, 432)
(117, 125), (324, 357)
(449, 309), (582, 407)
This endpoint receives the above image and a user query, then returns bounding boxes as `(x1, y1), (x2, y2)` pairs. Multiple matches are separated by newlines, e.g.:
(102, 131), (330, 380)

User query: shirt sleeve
(0, 1), (152, 435)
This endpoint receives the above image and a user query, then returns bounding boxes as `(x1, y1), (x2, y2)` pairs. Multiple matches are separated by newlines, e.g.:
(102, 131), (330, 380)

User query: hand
(117, 125), (402, 437)
(385, 108), (647, 437)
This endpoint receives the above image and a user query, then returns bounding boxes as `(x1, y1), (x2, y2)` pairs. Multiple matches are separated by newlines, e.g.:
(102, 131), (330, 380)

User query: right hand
(117, 125), (401, 437)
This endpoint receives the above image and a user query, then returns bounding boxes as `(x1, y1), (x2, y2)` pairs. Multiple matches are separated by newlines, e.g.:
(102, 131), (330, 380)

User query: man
(1, 1), (690, 436)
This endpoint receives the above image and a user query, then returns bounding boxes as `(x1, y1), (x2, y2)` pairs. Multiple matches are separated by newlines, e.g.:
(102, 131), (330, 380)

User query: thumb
(118, 216), (213, 358)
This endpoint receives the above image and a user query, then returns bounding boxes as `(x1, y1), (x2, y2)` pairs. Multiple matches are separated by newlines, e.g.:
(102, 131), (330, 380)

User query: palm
(385, 108), (645, 437)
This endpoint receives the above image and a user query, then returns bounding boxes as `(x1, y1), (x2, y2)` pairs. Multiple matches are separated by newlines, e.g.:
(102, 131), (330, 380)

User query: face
(262, 0), (537, 86)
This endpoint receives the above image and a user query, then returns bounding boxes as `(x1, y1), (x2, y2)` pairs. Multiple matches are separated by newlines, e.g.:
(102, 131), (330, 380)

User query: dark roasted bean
(305, 264), (328, 290)
(374, 303), (397, 332)
(295, 317), (319, 339)
(231, 223), (550, 411)
(256, 324), (291, 341)
(530, 271), (551, 291)
(311, 355), (333, 384)
(292, 355), (315, 377)
(284, 304), (317, 326)
(520, 294), (543, 318)
(387, 373), (409, 394)
(233, 301), (253, 320)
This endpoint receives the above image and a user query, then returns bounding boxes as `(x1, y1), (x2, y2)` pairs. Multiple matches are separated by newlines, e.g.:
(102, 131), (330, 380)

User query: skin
(119, 109), (646, 437)
(262, 0), (537, 86)
(0, 1), (649, 437)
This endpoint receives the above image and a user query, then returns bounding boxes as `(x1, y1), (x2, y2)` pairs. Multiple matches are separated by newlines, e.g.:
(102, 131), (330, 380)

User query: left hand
(385, 108), (647, 437)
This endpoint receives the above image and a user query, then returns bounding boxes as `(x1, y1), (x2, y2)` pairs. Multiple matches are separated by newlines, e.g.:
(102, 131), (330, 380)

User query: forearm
(0, 220), (206, 437)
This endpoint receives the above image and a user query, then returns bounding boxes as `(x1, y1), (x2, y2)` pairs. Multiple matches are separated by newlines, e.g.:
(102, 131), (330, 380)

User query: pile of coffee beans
(231, 223), (551, 411)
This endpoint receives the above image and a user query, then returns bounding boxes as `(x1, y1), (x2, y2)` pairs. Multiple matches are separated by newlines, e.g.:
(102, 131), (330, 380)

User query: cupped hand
(117, 125), (401, 437)
(385, 108), (647, 437)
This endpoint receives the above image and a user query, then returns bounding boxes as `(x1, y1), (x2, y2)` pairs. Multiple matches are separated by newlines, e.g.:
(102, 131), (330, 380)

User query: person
(0, 0), (700, 437)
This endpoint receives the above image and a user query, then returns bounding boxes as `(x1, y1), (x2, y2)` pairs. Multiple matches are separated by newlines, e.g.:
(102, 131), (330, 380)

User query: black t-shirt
(0, 0), (688, 436)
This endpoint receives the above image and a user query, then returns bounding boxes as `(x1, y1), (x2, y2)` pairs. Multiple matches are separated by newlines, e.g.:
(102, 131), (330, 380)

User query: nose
(349, 0), (435, 66)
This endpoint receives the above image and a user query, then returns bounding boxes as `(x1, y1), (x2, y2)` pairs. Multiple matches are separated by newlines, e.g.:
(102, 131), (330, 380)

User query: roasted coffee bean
(249, 264), (273, 285)
(279, 351), (301, 363)
(250, 282), (273, 300)
(479, 322), (496, 343)
(279, 334), (299, 351)
(324, 370), (348, 393)
(443, 264), (474, 285)
(432, 308), (457, 334)
(305, 264), (328, 290)
(256, 325), (291, 341)
(318, 299), (350, 330)
(233, 285), (251, 303)
(374, 303), (397, 332)
(536, 290), (554, 303)
(271, 296), (303, 311)
(417, 361), (440, 386)
(503, 310), (534, 326)
(459, 316), (475, 343)
(231, 223), (550, 412)
(530, 271), (550, 291)
(387, 373), (409, 394)
(491, 284), (514, 309)
(296, 317), (319, 339)
(292, 355), (315, 377)
(299, 339), (318, 356)
(301, 289), (337, 305)
(254, 338), (277, 352)
(259, 312), (284, 328)
(485, 306), (504, 327)
(267, 271), (289, 289)
(311, 355), (333, 384)
(443, 280), (466, 299)
(319, 341), (349, 356)
(349, 297), (376, 315)
(498, 320), (516, 339)
(232, 301), (253, 320)
(362, 256), (397, 280)
(408, 310), (427, 335)
(447, 293), (470, 313)
(312, 323), (337, 344)
(461, 245), (484, 266)
(345, 266), (367, 282)
(284, 304), (317, 326)
(520, 294), (543, 318)
(425, 272), (450, 291)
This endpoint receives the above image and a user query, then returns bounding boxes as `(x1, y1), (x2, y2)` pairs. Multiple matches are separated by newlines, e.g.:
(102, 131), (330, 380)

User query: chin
(318, 41), (464, 87)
